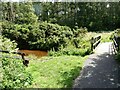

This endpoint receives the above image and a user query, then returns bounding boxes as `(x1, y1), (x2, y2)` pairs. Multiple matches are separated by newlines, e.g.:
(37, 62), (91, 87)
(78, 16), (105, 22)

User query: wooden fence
(0, 50), (29, 66)
(91, 35), (101, 51)
(113, 35), (120, 53)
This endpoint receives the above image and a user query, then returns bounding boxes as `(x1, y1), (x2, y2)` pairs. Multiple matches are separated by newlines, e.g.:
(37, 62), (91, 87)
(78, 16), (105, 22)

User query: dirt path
(73, 42), (120, 88)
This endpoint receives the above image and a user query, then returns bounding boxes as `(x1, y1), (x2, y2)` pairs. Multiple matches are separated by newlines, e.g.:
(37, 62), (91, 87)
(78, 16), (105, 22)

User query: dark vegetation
(113, 29), (120, 62)
(2, 21), (72, 50)
(33, 2), (120, 31)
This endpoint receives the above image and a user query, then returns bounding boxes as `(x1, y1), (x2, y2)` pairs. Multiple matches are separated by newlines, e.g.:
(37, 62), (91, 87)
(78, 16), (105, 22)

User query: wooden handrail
(0, 50), (29, 66)
(91, 35), (101, 51)
(113, 35), (120, 53)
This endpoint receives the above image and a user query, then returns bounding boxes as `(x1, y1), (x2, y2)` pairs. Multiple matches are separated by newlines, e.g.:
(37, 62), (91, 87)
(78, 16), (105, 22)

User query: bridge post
(91, 37), (94, 51)
(113, 35), (120, 53)
(117, 37), (120, 52)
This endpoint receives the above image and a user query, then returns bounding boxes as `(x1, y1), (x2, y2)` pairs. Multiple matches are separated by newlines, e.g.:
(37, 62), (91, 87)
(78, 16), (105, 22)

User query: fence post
(113, 35), (120, 53)
(91, 37), (94, 51)
(118, 37), (120, 52)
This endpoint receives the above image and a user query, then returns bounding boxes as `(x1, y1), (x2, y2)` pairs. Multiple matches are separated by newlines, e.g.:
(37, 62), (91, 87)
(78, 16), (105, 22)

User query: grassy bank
(26, 56), (88, 88)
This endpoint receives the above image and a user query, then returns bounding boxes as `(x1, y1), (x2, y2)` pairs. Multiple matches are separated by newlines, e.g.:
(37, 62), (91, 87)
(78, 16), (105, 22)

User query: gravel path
(73, 42), (120, 88)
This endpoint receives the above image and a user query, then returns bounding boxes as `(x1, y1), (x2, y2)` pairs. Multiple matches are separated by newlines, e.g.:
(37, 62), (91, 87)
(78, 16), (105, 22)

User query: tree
(1, 1), (38, 25)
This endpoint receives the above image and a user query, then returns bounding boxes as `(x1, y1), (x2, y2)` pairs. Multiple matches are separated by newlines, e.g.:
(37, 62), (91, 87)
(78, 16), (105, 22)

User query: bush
(48, 28), (91, 57)
(1, 54), (33, 88)
(28, 22), (73, 50)
(1, 21), (91, 55)
(0, 36), (33, 88)
(1, 21), (73, 50)
(1, 21), (34, 49)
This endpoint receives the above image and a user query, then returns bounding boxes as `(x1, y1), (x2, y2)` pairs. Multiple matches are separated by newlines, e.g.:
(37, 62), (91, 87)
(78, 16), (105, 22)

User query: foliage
(1, 21), (73, 50)
(15, 2), (38, 25)
(115, 51), (120, 62)
(0, 35), (18, 51)
(34, 2), (120, 31)
(2, 2), (120, 31)
(1, 21), (32, 49)
(0, 36), (33, 88)
(114, 28), (120, 37)
(29, 22), (73, 50)
(49, 47), (91, 57)
(1, 53), (33, 88)
(100, 31), (113, 42)
(26, 56), (88, 88)
(114, 29), (120, 62)
(1, 2), (38, 25)
(48, 29), (92, 57)
(48, 37), (91, 57)
(86, 31), (112, 43)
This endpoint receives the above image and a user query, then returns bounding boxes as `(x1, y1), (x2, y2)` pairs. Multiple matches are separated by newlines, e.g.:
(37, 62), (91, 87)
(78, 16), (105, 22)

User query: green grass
(100, 32), (113, 42)
(26, 56), (88, 88)
(87, 31), (113, 43)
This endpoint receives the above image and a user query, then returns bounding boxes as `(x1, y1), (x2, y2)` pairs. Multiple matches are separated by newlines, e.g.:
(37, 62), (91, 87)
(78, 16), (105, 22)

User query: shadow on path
(73, 42), (120, 88)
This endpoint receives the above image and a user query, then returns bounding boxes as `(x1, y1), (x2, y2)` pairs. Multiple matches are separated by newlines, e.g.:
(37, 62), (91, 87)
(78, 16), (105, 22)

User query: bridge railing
(0, 50), (29, 66)
(113, 35), (120, 53)
(91, 35), (101, 51)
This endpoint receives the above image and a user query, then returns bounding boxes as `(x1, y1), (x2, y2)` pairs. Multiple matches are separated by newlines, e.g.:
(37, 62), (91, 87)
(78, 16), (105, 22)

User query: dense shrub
(1, 21), (33, 49)
(0, 36), (33, 88)
(1, 21), (91, 56)
(1, 21), (73, 50)
(48, 30), (92, 57)
(29, 22), (73, 50)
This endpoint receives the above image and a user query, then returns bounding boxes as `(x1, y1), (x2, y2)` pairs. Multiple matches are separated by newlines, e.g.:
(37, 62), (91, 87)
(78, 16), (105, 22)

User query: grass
(100, 31), (113, 42)
(87, 31), (113, 43)
(26, 55), (88, 88)
(25, 31), (112, 88)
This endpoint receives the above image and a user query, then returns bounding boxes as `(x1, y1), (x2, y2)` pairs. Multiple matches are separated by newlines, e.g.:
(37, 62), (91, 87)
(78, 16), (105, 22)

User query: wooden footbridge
(73, 35), (120, 88)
